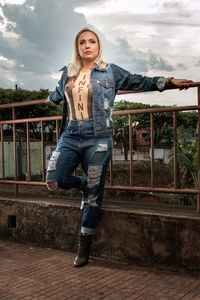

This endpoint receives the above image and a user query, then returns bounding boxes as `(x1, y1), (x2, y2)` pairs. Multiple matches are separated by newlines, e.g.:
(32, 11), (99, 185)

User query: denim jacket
(48, 63), (166, 137)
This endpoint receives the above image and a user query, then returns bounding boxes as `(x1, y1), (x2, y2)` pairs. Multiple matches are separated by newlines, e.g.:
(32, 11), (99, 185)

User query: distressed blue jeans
(46, 119), (113, 235)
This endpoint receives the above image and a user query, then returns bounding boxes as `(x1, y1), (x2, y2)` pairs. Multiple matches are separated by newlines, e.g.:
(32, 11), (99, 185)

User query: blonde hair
(67, 27), (107, 77)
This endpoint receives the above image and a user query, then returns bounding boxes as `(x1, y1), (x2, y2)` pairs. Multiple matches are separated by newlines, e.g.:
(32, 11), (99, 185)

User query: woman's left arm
(110, 64), (193, 92)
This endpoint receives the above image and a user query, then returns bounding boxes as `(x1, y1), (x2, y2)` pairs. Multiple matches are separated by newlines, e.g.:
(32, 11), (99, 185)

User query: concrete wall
(0, 198), (200, 271)
(149, 148), (171, 164)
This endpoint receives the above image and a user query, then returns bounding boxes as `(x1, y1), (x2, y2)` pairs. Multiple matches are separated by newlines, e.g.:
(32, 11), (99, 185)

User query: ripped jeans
(46, 119), (113, 235)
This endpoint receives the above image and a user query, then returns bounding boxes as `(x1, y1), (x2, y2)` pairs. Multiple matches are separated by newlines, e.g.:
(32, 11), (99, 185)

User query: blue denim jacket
(48, 63), (166, 137)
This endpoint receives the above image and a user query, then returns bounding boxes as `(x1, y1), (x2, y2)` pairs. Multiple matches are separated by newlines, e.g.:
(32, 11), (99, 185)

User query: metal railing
(1, 83), (200, 212)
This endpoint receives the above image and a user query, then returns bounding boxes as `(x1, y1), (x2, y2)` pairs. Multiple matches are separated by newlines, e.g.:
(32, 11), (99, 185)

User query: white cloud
(74, 0), (200, 106)
(0, 0), (199, 107)
(49, 72), (61, 80)
(0, 54), (15, 67)
(1, 0), (25, 5)
(75, 0), (159, 16)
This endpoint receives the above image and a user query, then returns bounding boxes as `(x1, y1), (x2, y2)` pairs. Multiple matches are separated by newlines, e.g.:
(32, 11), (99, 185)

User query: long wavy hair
(67, 27), (107, 77)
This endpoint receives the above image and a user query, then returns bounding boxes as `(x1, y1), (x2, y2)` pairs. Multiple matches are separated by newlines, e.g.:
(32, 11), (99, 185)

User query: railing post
(1, 124), (5, 179)
(129, 114), (133, 186)
(150, 112), (154, 188)
(109, 157), (113, 186)
(1, 88), (200, 198)
(173, 111), (178, 189)
(41, 121), (45, 182)
(197, 86), (200, 213)
(12, 107), (18, 196)
(26, 122), (31, 181)
(56, 120), (59, 143)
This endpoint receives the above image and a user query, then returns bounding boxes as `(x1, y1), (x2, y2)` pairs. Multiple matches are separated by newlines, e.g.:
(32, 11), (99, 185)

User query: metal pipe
(1, 85), (200, 199)
(1, 179), (199, 194)
(12, 107), (18, 196)
(197, 86), (200, 213)
(105, 185), (200, 194)
(56, 120), (59, 143)
(110, 157), (113, 186)
(1, 124), (5, 179)
(129, 114), (133, 186)
(173, 111), (178, 189)
(1, 105), (200, 126)
(0, 115), (61, 125)
(112, 105), (199, 116)
(1, 83), (200, 110)
(0, 99), (48, 109)
(41, 121), (45, 182)
(26, 122), (31, 181)
(150, 113), (154, 188)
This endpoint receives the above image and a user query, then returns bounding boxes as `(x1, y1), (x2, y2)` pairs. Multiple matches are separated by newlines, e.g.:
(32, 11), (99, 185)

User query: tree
(0, 88), (62, 140)
(113, 101), (174, 159)
(113, 101), (198, 160)
(113, 101), (149, 160)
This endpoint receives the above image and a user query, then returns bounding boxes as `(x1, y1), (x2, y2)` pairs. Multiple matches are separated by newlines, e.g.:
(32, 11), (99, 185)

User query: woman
(46, 27), (193, 267)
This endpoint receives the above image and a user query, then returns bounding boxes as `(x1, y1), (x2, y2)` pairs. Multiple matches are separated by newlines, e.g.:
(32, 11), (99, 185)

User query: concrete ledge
(0, 197), (200, 270)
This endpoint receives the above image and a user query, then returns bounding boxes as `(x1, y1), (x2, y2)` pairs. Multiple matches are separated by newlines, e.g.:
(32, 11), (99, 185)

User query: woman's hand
(166, 77), (193, 90)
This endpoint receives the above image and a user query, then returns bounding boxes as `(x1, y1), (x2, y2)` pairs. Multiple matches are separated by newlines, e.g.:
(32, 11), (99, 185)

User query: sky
(0, 0), (200, 106)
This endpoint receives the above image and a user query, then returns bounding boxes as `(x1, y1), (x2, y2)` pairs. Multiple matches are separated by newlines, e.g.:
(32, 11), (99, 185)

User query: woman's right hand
(166, 77), (193, 90)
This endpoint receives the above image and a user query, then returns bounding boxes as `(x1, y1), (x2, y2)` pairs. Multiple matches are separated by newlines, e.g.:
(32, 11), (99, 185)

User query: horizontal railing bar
(0, 105), (199, 125)
(112, 105), (199, 116)
(105, 186), (200, 194)
(0, 116), (61, 125)
(0, 180), (199, 194)
(1, 85), (200, 201)
(0, 99), (48, 109)
(0, 180), (45, 186)
(0, 82), (200, 110)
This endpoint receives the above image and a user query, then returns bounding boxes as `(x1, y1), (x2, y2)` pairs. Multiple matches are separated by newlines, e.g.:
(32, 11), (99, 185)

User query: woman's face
(78, 31), (99, 64)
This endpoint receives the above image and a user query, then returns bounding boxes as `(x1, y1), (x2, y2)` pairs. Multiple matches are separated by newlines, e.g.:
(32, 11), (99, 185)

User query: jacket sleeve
(110, 63), (166, 92)
(47, 67), (67, 106)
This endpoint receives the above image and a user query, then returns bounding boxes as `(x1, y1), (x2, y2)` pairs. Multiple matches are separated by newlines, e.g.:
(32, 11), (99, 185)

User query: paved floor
(0, 241), (200, 300)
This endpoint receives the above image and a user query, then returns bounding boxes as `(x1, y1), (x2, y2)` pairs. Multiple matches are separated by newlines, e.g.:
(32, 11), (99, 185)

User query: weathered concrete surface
(0, 197), (200, 271)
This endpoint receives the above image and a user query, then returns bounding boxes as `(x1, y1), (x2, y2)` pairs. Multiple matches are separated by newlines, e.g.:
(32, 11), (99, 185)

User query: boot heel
(74, 234), (91, 267)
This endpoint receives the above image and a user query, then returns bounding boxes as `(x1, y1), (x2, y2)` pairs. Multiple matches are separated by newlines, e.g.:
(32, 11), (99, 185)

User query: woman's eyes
(79, 40), (96, 45)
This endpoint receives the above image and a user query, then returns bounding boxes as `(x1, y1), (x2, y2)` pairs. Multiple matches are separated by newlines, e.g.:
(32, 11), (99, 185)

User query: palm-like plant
(168, 125), (198, 206)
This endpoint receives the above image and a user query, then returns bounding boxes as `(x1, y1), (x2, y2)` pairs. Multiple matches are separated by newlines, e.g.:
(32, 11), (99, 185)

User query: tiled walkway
(0, 240), (200, 300)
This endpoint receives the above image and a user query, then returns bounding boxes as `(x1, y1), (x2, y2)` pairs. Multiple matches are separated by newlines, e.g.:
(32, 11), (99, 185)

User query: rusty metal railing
(0, 83), (200, 212)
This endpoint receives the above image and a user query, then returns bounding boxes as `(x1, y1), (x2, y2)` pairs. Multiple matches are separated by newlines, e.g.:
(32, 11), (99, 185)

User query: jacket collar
(59, 63), (108, 73)
(59, 65), (67, 72)
(94, 63), (108, 72)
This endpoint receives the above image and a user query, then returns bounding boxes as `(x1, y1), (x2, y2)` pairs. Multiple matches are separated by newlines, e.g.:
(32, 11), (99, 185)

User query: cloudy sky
(0, 0), (200, 106)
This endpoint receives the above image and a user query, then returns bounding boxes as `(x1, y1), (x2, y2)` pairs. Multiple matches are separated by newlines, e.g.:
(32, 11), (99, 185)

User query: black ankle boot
(74, 234), (91, 267)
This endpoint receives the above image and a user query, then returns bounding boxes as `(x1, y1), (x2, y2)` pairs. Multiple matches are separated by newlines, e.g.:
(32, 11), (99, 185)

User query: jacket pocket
(99, 79), (114, 99)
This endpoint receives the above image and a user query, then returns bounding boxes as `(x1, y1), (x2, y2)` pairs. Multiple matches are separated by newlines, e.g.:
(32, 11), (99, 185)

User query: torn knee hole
(46, 181), (58, 191)
(88, 165), (103, 188)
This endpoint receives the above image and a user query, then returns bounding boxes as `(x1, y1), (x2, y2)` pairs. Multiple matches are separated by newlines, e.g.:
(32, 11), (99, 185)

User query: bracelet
(166, 77), (174, 86)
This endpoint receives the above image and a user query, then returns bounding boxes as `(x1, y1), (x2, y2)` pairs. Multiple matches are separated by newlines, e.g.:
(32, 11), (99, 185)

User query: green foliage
(0, 88), (48, 104)
(177, 111), (198, 129)
(0, 88), (62, 121)
(168, 125), (198, 206)
(113, 101), (142, 159)
(0, 88), (62, 140)
(113, 100), (198, 161)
